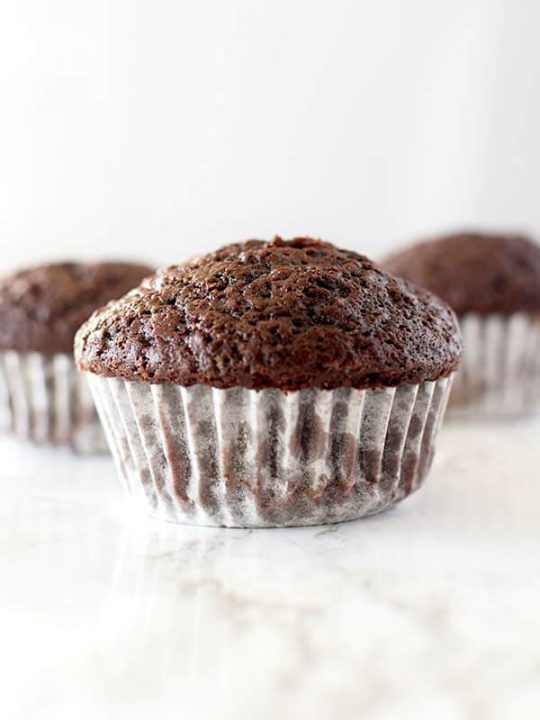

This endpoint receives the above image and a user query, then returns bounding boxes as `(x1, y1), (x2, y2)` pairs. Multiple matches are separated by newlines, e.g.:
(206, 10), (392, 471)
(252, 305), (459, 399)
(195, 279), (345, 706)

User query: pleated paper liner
(0, 351), (107, 452)
(88, 374), (453, 527)
(448, 313), (540, 419)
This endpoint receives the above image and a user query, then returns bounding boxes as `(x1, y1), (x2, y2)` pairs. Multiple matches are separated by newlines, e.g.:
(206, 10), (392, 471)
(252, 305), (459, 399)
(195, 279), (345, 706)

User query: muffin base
(0, 351), (107, 453)
(87, 375), (452, 527)
(448, 313), (540, 419)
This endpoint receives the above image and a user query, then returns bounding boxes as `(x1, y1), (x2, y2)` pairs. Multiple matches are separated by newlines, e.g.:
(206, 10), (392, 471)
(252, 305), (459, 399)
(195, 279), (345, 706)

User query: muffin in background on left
(0, 261), (152, 452)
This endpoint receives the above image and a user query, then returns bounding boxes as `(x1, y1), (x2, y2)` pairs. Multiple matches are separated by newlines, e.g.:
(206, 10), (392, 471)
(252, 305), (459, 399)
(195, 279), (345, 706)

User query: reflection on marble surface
(0, 419), (539, 719)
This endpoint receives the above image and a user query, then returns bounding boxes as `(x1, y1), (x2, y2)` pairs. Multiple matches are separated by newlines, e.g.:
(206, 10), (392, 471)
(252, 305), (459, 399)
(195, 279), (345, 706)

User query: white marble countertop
(0, 417), (539, 720)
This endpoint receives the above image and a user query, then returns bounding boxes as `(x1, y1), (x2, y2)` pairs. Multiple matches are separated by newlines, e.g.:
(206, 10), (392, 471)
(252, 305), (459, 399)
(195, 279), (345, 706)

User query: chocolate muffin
(0, 261), (152, 450)
(76, 237), (461, 526)
(384, 231), (540, 417)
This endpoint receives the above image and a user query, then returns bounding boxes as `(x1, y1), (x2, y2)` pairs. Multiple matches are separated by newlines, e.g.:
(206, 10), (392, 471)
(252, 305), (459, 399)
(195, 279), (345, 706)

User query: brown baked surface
(75, 237), (462, 391)
(384, 231), (540, 315)
(0, 262), (153, 355)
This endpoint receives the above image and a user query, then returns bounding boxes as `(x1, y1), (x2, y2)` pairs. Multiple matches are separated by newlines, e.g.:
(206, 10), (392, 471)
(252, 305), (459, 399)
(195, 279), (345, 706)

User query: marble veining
(0, 418), (539, 720)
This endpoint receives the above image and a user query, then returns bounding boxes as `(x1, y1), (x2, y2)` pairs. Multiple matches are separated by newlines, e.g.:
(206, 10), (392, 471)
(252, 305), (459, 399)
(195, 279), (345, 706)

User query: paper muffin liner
(0, 351), (107, 453)
(87, 373), (453, 527)
(448, 313), (540, 419)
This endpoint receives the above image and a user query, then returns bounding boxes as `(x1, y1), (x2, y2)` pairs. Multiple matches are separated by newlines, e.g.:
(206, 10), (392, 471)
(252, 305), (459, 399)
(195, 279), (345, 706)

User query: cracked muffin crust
(75, 237), (462, 390)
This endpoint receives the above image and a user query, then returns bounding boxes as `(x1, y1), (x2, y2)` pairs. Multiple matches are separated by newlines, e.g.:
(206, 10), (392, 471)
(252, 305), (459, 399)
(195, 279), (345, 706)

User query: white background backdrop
(1, 6), (540, 719)
(1, 0), (540, 271)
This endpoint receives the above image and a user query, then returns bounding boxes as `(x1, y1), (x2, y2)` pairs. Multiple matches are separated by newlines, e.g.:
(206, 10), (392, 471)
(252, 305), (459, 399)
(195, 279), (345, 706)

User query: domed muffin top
(75, 237), (462, 391)
(0, 261), (153, 355)
(384, 231), (540, 316)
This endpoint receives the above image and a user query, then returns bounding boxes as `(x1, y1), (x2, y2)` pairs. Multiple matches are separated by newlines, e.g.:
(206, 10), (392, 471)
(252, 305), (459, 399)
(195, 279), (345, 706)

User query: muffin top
(0, 261), (153, 355)
(75, 237), (461, 391)
(383, 231), (540, 316)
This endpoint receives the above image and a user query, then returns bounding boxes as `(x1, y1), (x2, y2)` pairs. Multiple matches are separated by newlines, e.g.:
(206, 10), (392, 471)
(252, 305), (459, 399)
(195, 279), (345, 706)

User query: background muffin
(384, 231), (540, 417)
(76, 237), (461, 527)
(0, 261), (152, 451)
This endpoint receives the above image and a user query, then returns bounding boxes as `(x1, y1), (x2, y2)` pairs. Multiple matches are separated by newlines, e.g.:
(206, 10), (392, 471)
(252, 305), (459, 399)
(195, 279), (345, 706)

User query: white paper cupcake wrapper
(448, 313), (540, 418)
(0, 351), (107, 452)
(87, 374), (453, 527)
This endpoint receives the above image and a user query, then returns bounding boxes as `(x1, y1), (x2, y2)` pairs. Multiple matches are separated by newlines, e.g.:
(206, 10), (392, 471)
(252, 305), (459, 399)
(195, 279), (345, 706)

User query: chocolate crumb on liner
(87, 375), (453, 527)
